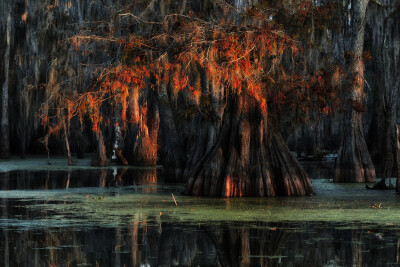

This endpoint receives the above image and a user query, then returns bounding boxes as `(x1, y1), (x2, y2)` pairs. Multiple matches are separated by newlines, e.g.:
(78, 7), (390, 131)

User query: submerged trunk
(91, 130), (108, 167)
(0, 13), (11, 159)
(185, 94), (314, 197)
(334, 0), (376, 183)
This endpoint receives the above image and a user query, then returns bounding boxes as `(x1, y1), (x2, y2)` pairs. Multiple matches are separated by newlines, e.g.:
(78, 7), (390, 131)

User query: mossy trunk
(334, 0), (376, 183)
(133, 90), (159, 166)
(122, 87), (159, 166)
(185, 94), (314, 197)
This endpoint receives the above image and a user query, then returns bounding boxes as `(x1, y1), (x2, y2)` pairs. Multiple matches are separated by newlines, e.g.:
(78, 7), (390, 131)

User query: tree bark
(158, 86), (186, 182)
(185, 94), (314, 197)
(396, 125), (400, 193)
(335, 109), (376, 183)
(0, 13), (11, 159)
(334, 0), (376, 183)
(62, 119), (73, 166)
(91, 130), (108, 167)
(367, 2), (400, 181)
(115, 148), (128, 166)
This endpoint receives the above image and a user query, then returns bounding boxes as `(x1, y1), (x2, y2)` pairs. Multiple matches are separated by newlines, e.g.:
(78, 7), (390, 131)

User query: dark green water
(1, 163), (400, 266)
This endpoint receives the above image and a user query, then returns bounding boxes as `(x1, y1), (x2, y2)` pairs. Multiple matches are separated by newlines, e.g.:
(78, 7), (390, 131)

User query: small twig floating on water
(171, 193), (178, 206)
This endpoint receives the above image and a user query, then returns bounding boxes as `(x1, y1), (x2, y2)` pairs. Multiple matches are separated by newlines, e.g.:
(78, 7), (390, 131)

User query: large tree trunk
(185, 94), (314, 197)
(91, 130), (108, 167)
(158, 84), (186, 182)
(366, 1), (400, 181)
(335, 109), (376, 183)
(0, 13), (11, 159)
(381, 104), (396, 181)
(368, 100), (396, 180)
(334, 0), (376, 183)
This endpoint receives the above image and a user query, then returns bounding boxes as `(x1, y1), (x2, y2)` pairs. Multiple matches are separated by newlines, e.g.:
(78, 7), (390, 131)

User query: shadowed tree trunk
(185, 93), (314, 197)
(0, 12), (11, 159)
(91, 130), (108, 167)
(396, 125), (400, 193)
(378, 100), (396, 186)
(77, 131), (86, 159)
(62, 119), (73, 166)
(334, 0), (376, 183)
(366, 2), (400, 184)
(158, 83), (186, 182)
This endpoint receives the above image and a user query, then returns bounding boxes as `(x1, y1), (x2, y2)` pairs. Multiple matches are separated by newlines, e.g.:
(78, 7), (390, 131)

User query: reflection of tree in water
(0, 221), (292, 266)
(0, 168), (158, 190)
(112, 168), (157, 191)
(156, 222), (399, 267)
(214, 224), (291, 267)
(157, 222), (292, 266)
(157, 224), (217, 266)
(1, 172), (10, 266)
(285, 223), (363, 266)
(96, 168), (158, 189)
(349, 230), (363, 267)
(1, 220), (400, 266)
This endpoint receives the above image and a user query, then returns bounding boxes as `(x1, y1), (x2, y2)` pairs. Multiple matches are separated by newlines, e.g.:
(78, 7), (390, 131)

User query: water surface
(1, 159), (400, 266)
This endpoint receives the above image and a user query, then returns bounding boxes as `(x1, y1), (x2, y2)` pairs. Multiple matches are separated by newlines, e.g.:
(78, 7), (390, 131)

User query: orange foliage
(40, 3), (341, 137)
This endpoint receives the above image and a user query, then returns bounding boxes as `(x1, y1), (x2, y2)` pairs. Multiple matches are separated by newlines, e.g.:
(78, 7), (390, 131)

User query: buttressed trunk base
(335, 110), (376, 183)
(185, 96), (314, 197)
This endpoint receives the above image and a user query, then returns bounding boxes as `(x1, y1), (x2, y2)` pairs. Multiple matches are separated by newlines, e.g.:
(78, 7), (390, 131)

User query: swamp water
(0, 158), (400, 266)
